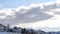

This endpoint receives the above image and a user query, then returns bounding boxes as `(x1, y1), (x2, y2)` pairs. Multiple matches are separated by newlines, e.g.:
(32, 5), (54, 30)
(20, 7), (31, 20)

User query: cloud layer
(0, 2), (55, 24)
(0, 1), (60, 30)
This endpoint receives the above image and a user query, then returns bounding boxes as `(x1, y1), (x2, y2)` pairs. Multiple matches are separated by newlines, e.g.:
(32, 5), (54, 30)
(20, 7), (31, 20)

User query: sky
(0, 0), (55, 8)
(1, 0), (60, 32)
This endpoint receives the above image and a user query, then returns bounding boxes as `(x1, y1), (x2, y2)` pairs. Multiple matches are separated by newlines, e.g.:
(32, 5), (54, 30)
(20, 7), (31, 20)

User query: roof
(0, 24), (8, 28)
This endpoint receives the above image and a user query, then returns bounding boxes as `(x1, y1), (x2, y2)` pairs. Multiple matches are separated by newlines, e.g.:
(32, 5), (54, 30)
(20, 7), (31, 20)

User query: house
(0, 24), (9, 32)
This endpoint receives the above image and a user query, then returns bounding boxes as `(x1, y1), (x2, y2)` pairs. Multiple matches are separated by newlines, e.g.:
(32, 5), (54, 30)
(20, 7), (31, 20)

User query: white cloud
(0, 8), (15, 19)
(56, 0), (60, 3)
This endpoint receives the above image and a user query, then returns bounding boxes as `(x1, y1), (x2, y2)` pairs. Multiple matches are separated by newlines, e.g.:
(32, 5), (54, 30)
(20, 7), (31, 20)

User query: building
(0, 24), (9, 32)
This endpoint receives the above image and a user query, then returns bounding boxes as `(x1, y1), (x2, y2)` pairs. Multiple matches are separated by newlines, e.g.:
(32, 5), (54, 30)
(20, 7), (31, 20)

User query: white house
(0, 24), (9, 32)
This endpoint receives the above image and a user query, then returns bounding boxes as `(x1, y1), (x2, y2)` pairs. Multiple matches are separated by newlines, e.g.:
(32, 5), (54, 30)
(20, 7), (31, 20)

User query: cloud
(0, 2), (56, 25)
(56, 0), (60, 3)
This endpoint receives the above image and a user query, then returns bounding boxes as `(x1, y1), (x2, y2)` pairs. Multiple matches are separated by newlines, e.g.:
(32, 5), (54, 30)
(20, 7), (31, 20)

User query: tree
(21, 28), (27, 34)
(14, 26), (18, 29)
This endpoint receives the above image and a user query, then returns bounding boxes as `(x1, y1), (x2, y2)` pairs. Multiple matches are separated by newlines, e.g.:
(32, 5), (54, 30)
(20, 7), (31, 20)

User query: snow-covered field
(0, 32), (21, 34)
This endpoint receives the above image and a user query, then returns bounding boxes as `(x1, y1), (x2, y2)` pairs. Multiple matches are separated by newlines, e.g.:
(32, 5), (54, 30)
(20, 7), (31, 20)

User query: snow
(0, 32), (21, 34)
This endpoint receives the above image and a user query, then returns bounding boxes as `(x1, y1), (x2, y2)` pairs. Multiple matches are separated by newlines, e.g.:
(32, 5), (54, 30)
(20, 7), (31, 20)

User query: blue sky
(0, 0), (56, 8)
